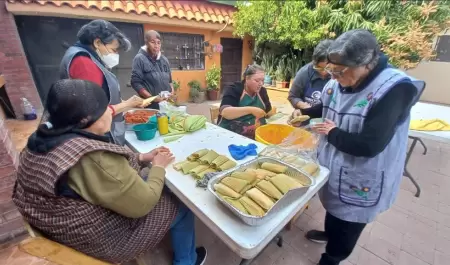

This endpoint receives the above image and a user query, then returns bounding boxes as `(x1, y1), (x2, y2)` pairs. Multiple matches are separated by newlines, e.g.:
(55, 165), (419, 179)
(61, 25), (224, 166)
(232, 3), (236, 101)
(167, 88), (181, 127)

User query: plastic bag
(259, 126), (320, 170)
(159, 101), (187, 117)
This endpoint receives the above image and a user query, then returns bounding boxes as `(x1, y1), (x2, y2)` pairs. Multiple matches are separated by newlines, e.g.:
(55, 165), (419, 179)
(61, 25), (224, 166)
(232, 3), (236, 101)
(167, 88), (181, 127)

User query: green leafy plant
(188, 80), (201, 98)
(261, 53), (278, 78)
(206, 64), (221, 91)
(233, 0), (450, 69)
(275, 56), (288, 82)
(287, 51), (302, 81)
(173, 80), (181, 92)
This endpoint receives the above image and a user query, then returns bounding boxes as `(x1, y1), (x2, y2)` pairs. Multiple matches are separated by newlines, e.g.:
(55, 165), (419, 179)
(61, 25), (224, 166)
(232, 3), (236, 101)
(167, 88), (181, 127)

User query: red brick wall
(0, 3), (42, 117)
(0, 118), (23, 243)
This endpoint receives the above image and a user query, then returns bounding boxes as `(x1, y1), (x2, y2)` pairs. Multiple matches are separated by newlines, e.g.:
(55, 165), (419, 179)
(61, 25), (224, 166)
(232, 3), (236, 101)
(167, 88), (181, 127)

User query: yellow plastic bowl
(255, 124), (295, 145)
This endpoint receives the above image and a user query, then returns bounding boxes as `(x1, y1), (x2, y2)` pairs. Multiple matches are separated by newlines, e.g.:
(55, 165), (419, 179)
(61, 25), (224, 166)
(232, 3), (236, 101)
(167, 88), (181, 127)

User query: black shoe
(305, 230), (328, 244)
(195, 246), (207, 265)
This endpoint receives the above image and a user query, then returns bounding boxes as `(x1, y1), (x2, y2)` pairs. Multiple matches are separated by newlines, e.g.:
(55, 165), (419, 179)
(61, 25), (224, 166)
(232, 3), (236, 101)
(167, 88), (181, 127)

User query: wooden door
(220, 38), (243, 94)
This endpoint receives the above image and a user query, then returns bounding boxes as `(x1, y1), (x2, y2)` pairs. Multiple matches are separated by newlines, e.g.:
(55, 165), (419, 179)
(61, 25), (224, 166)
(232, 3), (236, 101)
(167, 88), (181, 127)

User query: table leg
(238, 235), (283, 265)
(405, 136), (426, 197)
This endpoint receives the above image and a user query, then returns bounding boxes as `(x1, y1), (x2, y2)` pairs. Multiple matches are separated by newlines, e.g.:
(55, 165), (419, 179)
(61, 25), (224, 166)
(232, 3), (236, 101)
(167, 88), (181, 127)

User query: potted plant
(275, 56), (289, 89)
(261, 53), (277, 86)
(206, 64), (221, 100)
(170, 80), (181, 103)
(188, 80), (206, 103)
(287, 52), (302, 89)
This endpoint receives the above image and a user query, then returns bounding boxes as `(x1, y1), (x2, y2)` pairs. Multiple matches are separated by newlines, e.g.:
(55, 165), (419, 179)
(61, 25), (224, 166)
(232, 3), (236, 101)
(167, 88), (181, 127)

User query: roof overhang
(6, 1), (235, 32)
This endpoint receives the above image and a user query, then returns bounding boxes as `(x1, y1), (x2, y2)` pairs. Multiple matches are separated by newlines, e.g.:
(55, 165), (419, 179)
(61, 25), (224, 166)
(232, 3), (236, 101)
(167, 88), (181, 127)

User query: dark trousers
(319, 212), (366, 265)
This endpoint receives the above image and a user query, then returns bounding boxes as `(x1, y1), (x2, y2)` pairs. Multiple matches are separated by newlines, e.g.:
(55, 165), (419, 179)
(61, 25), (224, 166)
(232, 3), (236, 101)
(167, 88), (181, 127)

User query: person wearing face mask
(288, 39), (334, 111)
(131, 30), (173, 110)
(60, 19), (149, 146)
(291, 30), (425, 265)
(217, 64), (272, 139)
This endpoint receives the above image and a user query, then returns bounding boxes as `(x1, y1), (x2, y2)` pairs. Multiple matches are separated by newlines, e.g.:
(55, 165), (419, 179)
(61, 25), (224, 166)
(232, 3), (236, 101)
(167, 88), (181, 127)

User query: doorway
(220, 38), (243, 95)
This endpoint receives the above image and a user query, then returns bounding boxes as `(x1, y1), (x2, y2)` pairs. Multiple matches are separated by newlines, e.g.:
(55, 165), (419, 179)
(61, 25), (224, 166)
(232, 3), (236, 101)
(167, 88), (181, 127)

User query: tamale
(290, 115), (311, 123)
(173, 160), (189, 171)
(220, 196), (249, 214)
(181, 161), (200, 175)
(211, 155), (229, 169)
(214, 183), (241, 199)
(246, 168), (266, 179)
(198, 150), (219, 165)
(187, 155), (196, 161)
(246, 188), (275, 210)
(189, 165), (210, 177)
(270, 174), (303, 194)
(221, 177), (250, 193)
(301, 163), (320, 177)
(218, 160), (237, 171)
(239, 196), (266, 217)
(256, 180), (283, 200)
(261, 162), (288, 174)
(230, 171), (258, 185)
(240, 184), (253, 194)
(255, 169), (276, 178)
(194, 168), (216, 179)
(190, 149), (209, 158)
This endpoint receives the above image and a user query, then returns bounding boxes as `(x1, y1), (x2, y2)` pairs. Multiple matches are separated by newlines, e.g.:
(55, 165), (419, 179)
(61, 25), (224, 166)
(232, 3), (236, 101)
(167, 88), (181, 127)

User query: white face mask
(100, 53), (119, 69)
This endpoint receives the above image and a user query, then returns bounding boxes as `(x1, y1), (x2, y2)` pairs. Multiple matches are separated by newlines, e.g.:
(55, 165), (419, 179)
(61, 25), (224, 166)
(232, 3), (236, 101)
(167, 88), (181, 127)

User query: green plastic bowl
(133, 123), (157, 141)
(309, 118), (325, 126)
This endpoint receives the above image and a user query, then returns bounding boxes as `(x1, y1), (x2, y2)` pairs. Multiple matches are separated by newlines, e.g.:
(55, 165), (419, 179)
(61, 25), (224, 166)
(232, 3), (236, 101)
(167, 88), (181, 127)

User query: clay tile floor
(1, 101), (450, 265)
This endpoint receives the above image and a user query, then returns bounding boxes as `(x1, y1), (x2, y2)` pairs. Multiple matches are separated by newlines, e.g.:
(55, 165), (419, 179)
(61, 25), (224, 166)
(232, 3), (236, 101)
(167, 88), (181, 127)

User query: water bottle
(21, 98), (37, 120)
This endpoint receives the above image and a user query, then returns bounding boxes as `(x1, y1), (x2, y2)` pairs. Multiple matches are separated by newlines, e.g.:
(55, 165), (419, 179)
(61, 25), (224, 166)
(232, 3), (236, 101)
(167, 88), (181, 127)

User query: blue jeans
(170, 204), (197, 265)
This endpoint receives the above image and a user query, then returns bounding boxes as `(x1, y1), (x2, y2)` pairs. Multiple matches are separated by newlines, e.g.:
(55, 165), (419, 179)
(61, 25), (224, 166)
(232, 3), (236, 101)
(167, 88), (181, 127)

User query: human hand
(125, 95), (144, 108)
(288, 109), (302, 126)
(249, 107), (266, 119)
(296, 101), (312, 109)
(152, 152), (175, 168)
(140, 147), (171, 162)
(311, 119), (336, 135)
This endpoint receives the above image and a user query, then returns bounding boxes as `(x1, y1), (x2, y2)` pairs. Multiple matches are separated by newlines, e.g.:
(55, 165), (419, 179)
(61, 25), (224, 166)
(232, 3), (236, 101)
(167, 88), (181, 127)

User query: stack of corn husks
(162, 115), (207, 142)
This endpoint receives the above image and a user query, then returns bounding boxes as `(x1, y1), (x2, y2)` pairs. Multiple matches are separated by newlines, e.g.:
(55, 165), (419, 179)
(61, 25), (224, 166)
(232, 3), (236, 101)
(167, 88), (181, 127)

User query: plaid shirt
(13, 137), (178, 263)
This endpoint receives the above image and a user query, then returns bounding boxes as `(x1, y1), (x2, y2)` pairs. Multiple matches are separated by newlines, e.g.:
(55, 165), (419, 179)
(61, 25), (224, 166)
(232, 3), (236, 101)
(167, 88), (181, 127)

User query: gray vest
(318, 68), (425, 223)
(60, 46), (126, 145)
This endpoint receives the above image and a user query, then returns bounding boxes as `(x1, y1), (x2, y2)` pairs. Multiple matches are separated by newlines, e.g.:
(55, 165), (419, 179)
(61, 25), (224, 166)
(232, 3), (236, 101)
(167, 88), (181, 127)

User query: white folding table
(125, 123), (330, 264)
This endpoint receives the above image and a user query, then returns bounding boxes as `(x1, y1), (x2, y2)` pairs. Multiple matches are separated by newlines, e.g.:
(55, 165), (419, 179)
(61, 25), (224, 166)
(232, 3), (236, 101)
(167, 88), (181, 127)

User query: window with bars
(160, 32), (205, 70)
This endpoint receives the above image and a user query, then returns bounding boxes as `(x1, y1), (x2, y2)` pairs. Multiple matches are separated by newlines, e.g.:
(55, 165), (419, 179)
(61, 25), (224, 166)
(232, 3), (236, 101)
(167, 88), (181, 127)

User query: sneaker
(195, 246), (207, 265)
(305, 230), (328, 244)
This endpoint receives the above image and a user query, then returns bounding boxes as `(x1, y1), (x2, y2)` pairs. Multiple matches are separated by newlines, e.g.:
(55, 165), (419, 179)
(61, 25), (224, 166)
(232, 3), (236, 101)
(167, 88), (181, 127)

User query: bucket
(255, 124), (295, 145)
(133, 123), (157, 141)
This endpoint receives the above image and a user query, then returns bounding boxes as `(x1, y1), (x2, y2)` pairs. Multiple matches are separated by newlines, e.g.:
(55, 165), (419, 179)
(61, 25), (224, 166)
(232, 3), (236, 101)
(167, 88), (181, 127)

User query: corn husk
(255, 169), (276, 178)
(198, 150), (219, 165)
(211, 155), (229, 169)
(221, 177), (250, 193)
(301, 163), (319, 177)
(239, 196), (265, 217)
(221, 196), (248, 214)
(218, 160), (237, 171)
(270, 174), (303, 194)
(240, 184), (253, 194)
(256, 180), (283, 200)
(290, 115), (310, 123)
(190, 149), (209, 159)
(189, 165), (209, 176)
(173, 160), (189, 171)
(261, 162), (287, 174)
(214, 183), (241, 199)
(194, 168), (216, 179)
(246, 188), (275, 210)
(181, 161), (200, 175)
(230, 171), (258, 185)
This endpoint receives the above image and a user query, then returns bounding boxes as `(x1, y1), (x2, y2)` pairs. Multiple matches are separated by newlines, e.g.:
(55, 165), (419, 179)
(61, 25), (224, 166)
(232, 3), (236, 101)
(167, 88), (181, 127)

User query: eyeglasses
(312, 65), (327, 72)
(325, 64), (349, 77)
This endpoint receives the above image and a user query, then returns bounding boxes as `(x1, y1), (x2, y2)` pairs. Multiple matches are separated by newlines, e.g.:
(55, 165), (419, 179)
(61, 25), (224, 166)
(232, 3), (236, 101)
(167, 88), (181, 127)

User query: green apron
(219, 91), (267, 139)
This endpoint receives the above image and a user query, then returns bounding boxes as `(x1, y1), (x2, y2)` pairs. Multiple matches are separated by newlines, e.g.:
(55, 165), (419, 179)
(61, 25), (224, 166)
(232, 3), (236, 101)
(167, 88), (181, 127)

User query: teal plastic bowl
(133, 123), (157, 141)
(309, 118), (325, 126)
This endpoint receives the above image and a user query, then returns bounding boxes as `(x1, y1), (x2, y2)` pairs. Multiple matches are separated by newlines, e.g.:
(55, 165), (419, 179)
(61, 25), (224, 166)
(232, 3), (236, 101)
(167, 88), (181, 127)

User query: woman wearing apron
(60, 19), (148, 146)
(288, 40), (334, 125)
(217, 64), (272, 139)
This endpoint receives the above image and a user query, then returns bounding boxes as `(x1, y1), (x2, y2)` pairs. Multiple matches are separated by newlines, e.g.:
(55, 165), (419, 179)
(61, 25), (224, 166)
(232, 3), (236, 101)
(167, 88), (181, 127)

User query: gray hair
(144, 30), (161, 42)
(243, 64), (265, 79)
(77, 19), (131, 52)
(327, 29), (380, 68)
(312, 39), (334, 64)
